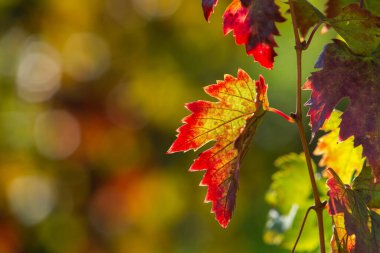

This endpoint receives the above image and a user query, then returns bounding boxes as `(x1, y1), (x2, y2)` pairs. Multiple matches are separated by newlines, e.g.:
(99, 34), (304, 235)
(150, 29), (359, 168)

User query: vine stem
(288, 1), (326, 253)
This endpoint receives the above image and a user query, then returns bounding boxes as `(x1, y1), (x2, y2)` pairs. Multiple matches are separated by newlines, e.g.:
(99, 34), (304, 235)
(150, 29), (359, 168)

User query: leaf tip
(202, 0), (218, 22)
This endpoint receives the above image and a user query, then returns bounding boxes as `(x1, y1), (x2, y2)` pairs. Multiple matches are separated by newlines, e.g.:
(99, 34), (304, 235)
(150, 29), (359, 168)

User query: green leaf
(266, 153), (312, 213)
(327, 4), (380, 55)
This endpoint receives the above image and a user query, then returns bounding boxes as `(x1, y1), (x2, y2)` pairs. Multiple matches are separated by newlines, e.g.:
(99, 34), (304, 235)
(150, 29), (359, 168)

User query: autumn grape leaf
(327, 4), (380, 55)
(326, 168), (380, 253)
(167, 69), (269, 228)
(202, 0), (218, 21)
(314, 110), (364, 184)
(223, 0), (285, 69)
(292, 0), (326, 38)
(304, 39), (380, 181)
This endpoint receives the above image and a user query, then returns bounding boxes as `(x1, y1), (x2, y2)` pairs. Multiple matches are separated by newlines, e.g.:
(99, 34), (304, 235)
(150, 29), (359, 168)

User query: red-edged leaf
(223, 0), (285, 69)
(326, 168), (380, 253)
(304, 40), (380, 181)
(202, 0), (219, 21)
(167, 69), (269, 227)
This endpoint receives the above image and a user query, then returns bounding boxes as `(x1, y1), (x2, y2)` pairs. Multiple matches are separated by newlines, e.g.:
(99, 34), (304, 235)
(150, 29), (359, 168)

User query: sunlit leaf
(304, 39), (380, 181)
(168, 69), (269, 228)
(223, 0), (285, 69)
(314, 110), (364, 184)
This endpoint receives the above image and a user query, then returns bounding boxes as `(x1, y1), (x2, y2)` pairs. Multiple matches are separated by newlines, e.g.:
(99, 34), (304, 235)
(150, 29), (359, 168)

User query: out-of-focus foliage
(0, 0), (334, 252)
(264, 153), (332, 252)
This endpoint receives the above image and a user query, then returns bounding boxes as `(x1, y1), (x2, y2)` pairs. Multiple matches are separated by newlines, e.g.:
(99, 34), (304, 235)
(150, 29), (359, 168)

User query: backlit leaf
(326, 168), (380, 253)
(314, 110), (364, 184)
(304, 39), (380, 181)
(327, 4), (380, 55)
(167, 69), (269, 228)
(223, 0), (285, 69)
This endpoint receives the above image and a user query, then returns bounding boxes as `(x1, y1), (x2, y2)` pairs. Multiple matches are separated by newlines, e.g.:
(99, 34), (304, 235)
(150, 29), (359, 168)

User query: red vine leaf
(202, 0), (219, 21)
(304, 40), (380, 181)
(326, 168), (380, 253)
(223, 0), (285, 69)
(167, 69), (269, 227)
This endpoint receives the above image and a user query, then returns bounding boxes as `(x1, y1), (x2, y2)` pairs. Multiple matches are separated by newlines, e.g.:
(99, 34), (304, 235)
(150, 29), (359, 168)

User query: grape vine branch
(288, 1), (325, 252)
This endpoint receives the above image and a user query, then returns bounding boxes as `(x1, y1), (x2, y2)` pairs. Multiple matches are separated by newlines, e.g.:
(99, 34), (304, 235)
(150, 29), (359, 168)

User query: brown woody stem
(288, 1), (326, 253)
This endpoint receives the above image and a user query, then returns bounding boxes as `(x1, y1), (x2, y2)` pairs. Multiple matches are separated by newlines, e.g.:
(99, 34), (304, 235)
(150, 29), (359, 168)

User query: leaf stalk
(268, 107), (295, 123)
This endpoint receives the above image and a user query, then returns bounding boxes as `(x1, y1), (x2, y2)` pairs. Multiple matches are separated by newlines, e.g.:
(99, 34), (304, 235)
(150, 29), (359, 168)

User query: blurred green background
(0, 0), (336, 252)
